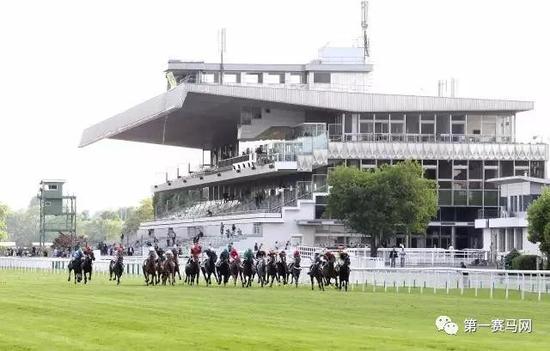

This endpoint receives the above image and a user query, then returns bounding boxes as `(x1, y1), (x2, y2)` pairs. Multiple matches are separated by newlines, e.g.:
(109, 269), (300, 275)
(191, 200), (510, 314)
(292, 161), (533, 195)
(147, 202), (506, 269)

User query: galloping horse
(216, 257), (230, 286)
(266, 254), (279, 287)
(256, 257), (267, 287)
(287, 255), (302, 287)
(142, 256), (157, 286)
(308, 259), (325, 291)
(229, 256), (243, 287)
(81, 251), (95, 284)
(337, 254), (351, 291)
(322, 255), (338, 287)
(185, 256), (200, 285)
(161, 253), (176, 286)
(67, 257), (83, 284)
(109, 254), (124, 285)
(201, 250), (217, 286)
(241, 256), (254, 288)
(276, 253), (288, 285)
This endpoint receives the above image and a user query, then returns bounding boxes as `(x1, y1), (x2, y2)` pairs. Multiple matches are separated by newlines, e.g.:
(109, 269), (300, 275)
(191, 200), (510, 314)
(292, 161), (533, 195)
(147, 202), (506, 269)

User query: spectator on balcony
(399, 244), (406, 267)
(220, 222), (225, 237)
(389, 247), (397, 268)
(231, 224), (236, 235)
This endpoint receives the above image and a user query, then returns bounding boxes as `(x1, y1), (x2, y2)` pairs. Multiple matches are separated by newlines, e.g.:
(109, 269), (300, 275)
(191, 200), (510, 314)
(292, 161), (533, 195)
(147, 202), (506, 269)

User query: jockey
(72, 245), (83, 261)
(190, 242), (202, 260)
(230, 247), (239, 262)
(255, 248), (266, 259)
(171, 244), (178, 256)
(339, 250), (351, 265)
(243, 248), (254, 262)
(148, 246), (159, 262)
(217, 248), (229, 267)
(83, 244), (93, 256)
(293, 250), (300, 259)
(278, 250), (286, 260)
(323, 250), (335, 262)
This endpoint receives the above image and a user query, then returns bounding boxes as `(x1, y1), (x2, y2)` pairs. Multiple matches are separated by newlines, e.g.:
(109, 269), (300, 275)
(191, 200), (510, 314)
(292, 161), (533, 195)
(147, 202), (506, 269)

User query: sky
(0, 0), (549, 212)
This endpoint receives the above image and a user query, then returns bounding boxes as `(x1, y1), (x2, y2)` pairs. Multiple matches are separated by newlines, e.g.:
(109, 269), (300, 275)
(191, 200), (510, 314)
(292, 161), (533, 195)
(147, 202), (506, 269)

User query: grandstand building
(80, 46), (547, 252)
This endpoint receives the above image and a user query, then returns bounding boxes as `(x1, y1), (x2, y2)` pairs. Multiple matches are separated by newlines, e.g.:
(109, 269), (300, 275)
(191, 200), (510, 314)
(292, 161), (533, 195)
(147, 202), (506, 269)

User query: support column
(451, 227), (456, 249)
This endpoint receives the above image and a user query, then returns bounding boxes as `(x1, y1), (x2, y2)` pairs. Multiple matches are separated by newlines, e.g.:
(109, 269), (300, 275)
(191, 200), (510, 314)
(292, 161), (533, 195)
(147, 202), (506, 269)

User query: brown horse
(229, 257), (243, 286)
(161, 253), (176, 285)
(142, 257), (157, 286)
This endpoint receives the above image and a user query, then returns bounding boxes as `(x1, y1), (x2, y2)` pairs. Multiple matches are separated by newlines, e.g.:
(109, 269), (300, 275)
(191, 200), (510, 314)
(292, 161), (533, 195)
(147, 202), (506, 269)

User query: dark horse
(256, 257), (267, 287)
(109, 254), (124, 285)
(185, 257), (200, 285)
(229, 257), (243, 287)
(287, 256), (302, 287)
(142, 256), (157, 286)
(216, 257), (230, 286)
(241, 256), (254, 288)
(201, 250), (217, 286)
(322, 256), (338, 287)
(308, 259), (325, 291)
(81, 252), (95, 284)
(266, 254), (279, 287)
(161, 253), (176, 286)
(276, 253), (288, 285)
(337, 254), (351, 291)
(67, 257), (83, 284)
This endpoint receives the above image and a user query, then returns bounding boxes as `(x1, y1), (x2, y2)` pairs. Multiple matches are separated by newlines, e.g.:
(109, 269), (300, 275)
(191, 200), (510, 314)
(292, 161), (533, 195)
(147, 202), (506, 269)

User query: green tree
(326, 161), (438, 257)
(527, 188), (550, 263)
(0, 202), (8, 240)
(5, 198), (39, 245)
(78, 211), (123, 243)
(122, 198), (154, 236)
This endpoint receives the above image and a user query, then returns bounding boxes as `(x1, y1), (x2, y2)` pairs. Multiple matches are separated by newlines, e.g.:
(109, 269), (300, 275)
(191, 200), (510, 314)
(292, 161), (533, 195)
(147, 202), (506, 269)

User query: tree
(527, 188), (550, 264)
(122, 198), (154, 236)
(77, 211), (123, 244)
(5, 198), (39, 245)
(0, 202), (8, 240)
(326, 161), (438, 257)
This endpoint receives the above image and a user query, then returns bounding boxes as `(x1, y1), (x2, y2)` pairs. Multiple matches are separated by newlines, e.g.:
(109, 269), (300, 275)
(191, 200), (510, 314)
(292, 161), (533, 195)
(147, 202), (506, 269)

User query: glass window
(438, 160), (452, 179)
(500, 161), (514, 177)
(360, 113), (374, 121)
(452, 124), (465, 135)
(375, 122), (389, 133)
(469, 161), (482, 179)
(439, 181), (452, 189)
(469, 181), (482, 189)
(530, 161), (545, 178)
(436, 114), (450, 135)
(360, 121), (374, 134)
(452, 115), (466, 121)
(484, 191), (498, 206)
(439, 190), (452, 205)
(390, 113), (404, 120)
(469, 191), (483, 206)
(482, 115), (497, 136)
(406, 114), (420, 134)
(421, 123), (434, 135)
(454, 190), (467, 205)
(313, 72), (331, 83)
(467, 115), (482, 135)
(453, 168), (467, 180)
(421, 113), (435, 120)
(453, 181), (467, 190)
(390, 123), (403, 134)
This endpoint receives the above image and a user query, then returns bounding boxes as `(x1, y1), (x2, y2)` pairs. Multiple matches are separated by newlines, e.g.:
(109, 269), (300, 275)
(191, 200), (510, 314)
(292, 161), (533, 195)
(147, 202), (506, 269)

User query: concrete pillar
(284, 72), (291, 84)
(451, 227), (456, 248)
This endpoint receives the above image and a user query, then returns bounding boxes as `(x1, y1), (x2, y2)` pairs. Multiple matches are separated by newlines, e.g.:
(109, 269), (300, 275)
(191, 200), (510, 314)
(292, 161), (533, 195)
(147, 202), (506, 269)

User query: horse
(322, 256), (338, 287)
(185, 256), (200, 285)
(81, 252), (95, 284)
(276, 254), (288, 285)
(172, 250), (182, 281)
(216, 257), (230, 286)
(229, 257), (243, 287)
(308, 260), (325, 291)
(256, 257), (267, 287)
(67, 257), (83, 284)
(287, 256), (302, 288)
(266, 254), (279, 287)
(201, 250), (217, 286)
(241, 256), (254, 288)
(109, 254), (124, 285)
(142, 256), (157, 286)
(161, 254), (176, 286)
(337, 257), (351, 291)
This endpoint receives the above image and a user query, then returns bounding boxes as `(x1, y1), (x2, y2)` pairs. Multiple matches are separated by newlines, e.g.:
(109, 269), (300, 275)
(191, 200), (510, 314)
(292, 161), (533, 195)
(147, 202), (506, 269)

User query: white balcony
(328, 141), (548, 161)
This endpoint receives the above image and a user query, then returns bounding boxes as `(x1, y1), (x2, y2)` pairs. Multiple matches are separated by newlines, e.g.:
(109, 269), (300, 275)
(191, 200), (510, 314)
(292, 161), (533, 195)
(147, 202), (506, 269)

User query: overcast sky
(0, 0), (548, 212)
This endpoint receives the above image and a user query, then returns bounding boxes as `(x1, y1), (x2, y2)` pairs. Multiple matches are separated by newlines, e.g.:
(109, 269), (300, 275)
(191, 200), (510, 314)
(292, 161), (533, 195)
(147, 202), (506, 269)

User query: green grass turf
(0, 270), (548, 351)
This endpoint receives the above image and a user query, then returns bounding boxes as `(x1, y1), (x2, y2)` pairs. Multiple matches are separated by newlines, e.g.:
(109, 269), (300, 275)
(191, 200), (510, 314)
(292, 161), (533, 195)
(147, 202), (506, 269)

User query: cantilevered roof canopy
(79, 83), (534, 150)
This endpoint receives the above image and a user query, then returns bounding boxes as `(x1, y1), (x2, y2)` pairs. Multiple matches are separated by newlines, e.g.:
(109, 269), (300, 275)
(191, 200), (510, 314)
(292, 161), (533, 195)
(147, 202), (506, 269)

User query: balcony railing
(328, 130), (516, 144)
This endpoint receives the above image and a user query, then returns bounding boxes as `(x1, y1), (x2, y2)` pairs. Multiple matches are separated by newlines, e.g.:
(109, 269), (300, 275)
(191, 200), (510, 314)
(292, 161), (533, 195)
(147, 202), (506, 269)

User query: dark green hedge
(511, 255), (539, 270)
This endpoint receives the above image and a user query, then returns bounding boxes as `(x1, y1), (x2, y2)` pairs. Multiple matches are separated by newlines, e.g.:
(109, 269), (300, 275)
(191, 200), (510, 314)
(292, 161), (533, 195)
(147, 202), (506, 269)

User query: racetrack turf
(0, 270), (547, 350)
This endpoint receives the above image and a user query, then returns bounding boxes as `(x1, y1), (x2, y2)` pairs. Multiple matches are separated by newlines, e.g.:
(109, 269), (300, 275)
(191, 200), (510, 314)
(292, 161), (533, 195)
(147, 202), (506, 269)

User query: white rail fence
(2, 257), (549, 300)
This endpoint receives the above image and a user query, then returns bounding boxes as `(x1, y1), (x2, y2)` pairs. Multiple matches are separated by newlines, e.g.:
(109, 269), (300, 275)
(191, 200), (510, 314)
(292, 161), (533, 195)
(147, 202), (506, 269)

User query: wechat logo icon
(436, 316), (459, 335)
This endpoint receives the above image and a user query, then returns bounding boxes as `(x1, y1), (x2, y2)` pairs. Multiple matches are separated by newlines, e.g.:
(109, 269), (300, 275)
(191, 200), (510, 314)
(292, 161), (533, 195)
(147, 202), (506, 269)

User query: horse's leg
(68, 268), (71, 282)
(311, 275), (314, 290)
